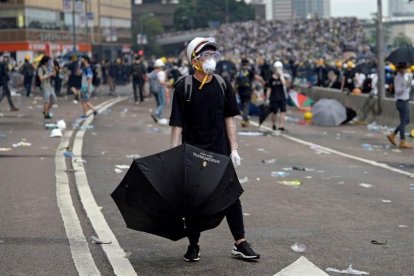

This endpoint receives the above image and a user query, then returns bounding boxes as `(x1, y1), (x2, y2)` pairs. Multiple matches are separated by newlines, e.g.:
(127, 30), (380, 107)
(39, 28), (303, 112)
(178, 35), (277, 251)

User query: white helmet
(154, 59), (165, 68)
(273, 61), (283, 69)
(186, 37), (217, 62)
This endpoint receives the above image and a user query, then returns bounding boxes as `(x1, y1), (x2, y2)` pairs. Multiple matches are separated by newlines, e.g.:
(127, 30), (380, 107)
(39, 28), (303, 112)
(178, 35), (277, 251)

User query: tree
(393, 33), (412, 48)
(131, 13), (164, 56)
(173, 0), (254, 31)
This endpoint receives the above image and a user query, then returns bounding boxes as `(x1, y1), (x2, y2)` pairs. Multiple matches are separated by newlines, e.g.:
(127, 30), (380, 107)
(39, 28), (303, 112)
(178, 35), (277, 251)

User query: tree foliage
(173, 0), (255, 31)
(393, 33), (412, 48)
(131, 13), (164, 55)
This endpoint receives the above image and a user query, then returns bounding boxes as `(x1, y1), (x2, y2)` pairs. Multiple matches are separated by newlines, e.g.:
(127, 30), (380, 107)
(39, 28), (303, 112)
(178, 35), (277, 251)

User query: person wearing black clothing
(20, 56), (35, 97)
(130, 55), (146, 104)
(341, 62), (356, 92)
(67, 56), (82, 98)
(170, 37), (260, 262)
(314, 59), (328, 87)
(0, 56), (19, 111)
(266, 61), (287, 131)
(52, 59), (62, 96)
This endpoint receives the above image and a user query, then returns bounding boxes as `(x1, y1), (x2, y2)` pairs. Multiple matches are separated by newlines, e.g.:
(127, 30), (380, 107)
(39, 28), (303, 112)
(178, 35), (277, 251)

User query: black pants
(0, 84), (17, 109)
(24, 78), (32, 97)
(394, 99), (410, 140)
(188, 199), (245, 245)
(239, 92), (251, 121)
(132, 79), (144, 102)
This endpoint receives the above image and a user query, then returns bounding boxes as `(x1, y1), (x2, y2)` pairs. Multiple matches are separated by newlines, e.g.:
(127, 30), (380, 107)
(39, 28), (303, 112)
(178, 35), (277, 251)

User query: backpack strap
(213, 73), (227, 99)
(183, 75), (193, 102)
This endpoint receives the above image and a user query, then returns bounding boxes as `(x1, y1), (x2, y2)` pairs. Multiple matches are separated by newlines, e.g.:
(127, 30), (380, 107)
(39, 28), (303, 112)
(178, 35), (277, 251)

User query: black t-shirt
(169, 76), (240, 155)
(267, 76), (286, 101)
(343, 70), (355, 90)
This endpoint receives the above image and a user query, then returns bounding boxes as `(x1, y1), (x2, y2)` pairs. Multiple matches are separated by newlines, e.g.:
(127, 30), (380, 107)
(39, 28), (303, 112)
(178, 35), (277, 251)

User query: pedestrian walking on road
(130, 55), (146, 104)
(170, 37), (260, 262)
(20, 55), (35, 97)
(38, 55), (56, 119)
(67, 56), (82, 100)
(266, 61), (288, 131)
(0, 55), (19, 111)
(387, 63), (413, 149)
(149, 59), (167, 122)
(79, 56), (97, 119)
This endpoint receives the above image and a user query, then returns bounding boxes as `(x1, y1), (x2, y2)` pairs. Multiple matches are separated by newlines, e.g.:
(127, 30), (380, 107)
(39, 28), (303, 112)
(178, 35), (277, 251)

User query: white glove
(230, 150), (241, 167)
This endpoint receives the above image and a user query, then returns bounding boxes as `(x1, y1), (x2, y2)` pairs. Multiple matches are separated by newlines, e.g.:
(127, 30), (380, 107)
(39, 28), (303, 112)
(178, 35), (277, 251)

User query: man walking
(130, 55), (146, 104)
(38, 55), (56, 119)
(149, 59), (167, 122)
(387, 63), (412, 149)
(266, 61), (288, 131)
(20, 55), (35, 97)
(0, 55), (19, 111)
(169, 37), (260, 262)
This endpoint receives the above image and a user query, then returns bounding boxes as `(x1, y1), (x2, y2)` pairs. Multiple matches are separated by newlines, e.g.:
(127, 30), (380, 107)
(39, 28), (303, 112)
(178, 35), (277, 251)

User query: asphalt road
(1, 85), (413, 275)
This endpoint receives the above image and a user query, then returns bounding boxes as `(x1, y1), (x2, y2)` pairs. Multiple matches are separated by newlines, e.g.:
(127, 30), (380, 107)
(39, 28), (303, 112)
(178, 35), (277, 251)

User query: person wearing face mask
(169, 37), (260, 262)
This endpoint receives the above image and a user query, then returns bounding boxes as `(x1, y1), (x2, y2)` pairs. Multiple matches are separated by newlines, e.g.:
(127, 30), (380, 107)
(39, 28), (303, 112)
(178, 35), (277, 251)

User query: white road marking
(248, 119), (414, 178)
(273, 256), (329, 276)
(72, 97), (137, 276)
(55, 130), (101, 275)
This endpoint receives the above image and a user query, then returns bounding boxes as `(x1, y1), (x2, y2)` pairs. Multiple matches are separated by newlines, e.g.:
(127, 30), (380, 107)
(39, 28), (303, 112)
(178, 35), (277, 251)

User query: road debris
(326, 265), (369, 275)
(291, 243), (306, 253)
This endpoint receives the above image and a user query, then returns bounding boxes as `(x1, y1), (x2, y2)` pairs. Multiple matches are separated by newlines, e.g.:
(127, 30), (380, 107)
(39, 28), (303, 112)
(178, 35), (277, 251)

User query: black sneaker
(278, 127), (287, 132)
(44, 113), (52, 119)
(231, 241), (260, 260)
(183, 244), (200, 262)
(150, 113), (158, 123)
(272, 125), (276, 131)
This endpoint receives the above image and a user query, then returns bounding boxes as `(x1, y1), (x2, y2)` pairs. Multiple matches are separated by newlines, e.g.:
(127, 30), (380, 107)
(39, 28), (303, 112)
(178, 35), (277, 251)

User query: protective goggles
(194, 50), (221, 61)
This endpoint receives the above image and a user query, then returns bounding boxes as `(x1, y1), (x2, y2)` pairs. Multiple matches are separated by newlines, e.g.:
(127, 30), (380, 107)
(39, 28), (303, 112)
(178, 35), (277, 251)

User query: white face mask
(202, 59), (217, 74)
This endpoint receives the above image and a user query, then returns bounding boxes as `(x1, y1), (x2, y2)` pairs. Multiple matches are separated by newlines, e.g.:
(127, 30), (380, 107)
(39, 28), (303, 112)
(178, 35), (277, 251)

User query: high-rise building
(389, 0), (414, 17)
(258, 0), (293, 20)
(0, 0), (131, 62)
(293, 0), (330, 18)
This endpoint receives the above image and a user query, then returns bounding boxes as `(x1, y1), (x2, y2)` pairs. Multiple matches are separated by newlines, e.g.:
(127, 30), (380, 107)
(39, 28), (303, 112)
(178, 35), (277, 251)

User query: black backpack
(236, 70), (251, 89)
(131, 63), (144, 80)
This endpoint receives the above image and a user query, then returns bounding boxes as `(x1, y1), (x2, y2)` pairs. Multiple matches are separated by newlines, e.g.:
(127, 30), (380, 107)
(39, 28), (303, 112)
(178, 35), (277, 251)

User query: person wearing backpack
(0, 54), (19, 111)
(130, 55), (146, 104)
(20, 55), (35, 97)
(169, 37), (260, 263)
(236, 58), (264, 127)
(149, 59), (167, 122)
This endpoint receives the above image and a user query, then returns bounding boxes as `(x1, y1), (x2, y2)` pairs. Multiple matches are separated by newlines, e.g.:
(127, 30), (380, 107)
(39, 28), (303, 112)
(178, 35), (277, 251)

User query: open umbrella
(386, 46), (414, 65)
(111, 144), (243, 241)
(312, 99), (347, 126)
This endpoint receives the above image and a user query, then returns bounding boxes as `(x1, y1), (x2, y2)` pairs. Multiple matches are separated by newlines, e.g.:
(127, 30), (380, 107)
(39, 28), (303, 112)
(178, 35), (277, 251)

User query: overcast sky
(331, 0), (388, 18)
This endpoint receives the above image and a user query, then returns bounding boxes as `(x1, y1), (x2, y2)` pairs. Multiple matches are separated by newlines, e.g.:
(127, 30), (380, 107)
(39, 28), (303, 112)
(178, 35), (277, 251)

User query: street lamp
(377, 0), (385, 114)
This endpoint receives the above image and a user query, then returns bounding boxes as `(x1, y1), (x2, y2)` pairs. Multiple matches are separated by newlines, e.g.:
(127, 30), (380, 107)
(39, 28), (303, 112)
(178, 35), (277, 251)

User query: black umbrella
(386, 46), (414, 65)
(111, 144), (243, 241)
(258, 104), (271, 125)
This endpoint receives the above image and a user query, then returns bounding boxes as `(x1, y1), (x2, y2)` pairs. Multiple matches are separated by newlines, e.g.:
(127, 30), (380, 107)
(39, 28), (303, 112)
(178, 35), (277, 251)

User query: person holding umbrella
(169, 37), (260, 262)
(387, 63), (413, 149)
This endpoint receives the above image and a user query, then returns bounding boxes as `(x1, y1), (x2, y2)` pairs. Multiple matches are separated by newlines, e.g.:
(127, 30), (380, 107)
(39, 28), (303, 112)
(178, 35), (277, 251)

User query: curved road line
(71, 97), (137, 276)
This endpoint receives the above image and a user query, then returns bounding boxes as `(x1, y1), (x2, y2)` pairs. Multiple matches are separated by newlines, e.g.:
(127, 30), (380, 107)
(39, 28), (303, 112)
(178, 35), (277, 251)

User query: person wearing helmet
(266, 61), (287, 131)
(20, 55), (35, 97)
(170, 37), (260, 262)
(340, 61), (356, 92)
(149, 58), (167, 122)
(235, 58), (265, 127)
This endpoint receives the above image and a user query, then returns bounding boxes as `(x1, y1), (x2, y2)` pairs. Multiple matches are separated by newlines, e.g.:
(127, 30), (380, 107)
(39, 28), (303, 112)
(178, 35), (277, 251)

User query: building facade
(0, 0), (131, 62)
(388, 0), (414, 17)
(293, 0), (330, 19)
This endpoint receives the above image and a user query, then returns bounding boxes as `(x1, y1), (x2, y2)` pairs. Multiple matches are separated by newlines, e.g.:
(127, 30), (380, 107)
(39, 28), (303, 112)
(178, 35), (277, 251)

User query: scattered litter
(65, 169), (76, 173)
(158, 118), (169, 126)
(239, 176), (249, 184)
(238, 131), (264, 136)
(381, 200), (392, 203)
(0, 133), (6, 139)
(278, 180), (302, 187)
(271, 171), (289, 178)
(27, 106), (33, 109)
(291, 243), (306, 253)
(114, 168), (123, 174)
(91, 132), (97, 136)
(74, 158), (87, 164)
(337, 181), (345, 184)
(80, 125), (94, 130)
(57, 120), (66, 130)
(257, 148), (266, 152)
(326, 265), (369, 275)
(115, 165), (130, 170)
(122, 108), (128, 113)
(305, 176), (313, 179)
(50, 128), (62, 138)
(282, 167), (293, 171)
(292, 166), (312, 171)
(124, 251), (132, 258)
(12, 141), (31, 147)
(126, 154), (141, 159)
(398, 225), (409, 228)
(63, 151), (73, 158)
(0, 147), (12, 151)
(316, 170), (325, 173)
(371, 240), (387, 245)
(101, 151), (105, 155)
(243, 213), (251, 216)
(256, 178), (261, 181)
(392, 149), (401, 153)
(262, 158), (276, 164)
(361, 143), (374, 151)
(0, 240), (4, 243)
(40, 157), (45, 160)
(45, 123), (58, 129)
(310, 144), (331, 155)
(150, 127), (160, 133)
(90, 235), (112, 245)
(359, 183), (373, 188)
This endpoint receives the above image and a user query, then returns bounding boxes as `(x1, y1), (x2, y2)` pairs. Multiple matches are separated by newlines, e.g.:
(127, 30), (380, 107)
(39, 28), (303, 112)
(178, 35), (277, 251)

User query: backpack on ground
(174, 74), (227, 102)
(148, 70), (161, 94)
